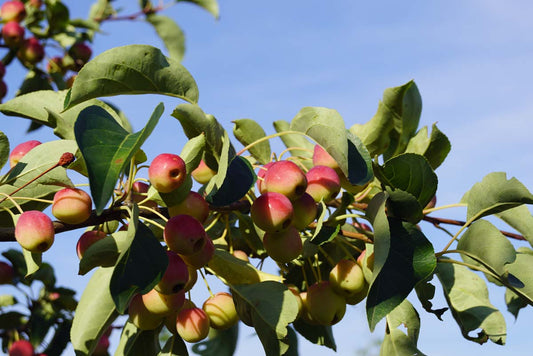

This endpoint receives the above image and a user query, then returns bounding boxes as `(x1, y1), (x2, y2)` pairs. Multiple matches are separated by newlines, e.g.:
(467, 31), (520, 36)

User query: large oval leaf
(233, 118), (271, 165)
(64, 45), (198, 109)
(146, 14), (185, 62)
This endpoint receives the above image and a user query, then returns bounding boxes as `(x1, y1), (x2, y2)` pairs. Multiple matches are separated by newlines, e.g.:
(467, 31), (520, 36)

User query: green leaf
(146, 14), (185, 62)
(21, 248), (41, 278)
(365, 193), (436, 331)
(64, 45), (199, 109)
(159, 335), (189, 356)
(233, 118), (271, 165)
(405, 124), (451, 170)
(0, 140), (75, 223)
(375, 153), (438, 223)
(290, 107), (373, 185)
(205, 155), (255, 207)
(180, 134), (206, 174)
(460, 172), (533, 221)
(41, 319), (72, 356)
(457, 220), (516, 280)
(380, 329), (427, 356)
(78, 233), (121, 275)
(386, 299), (420, 345)
(69, 18), (101, 31)
(0, 131), (9, 170)
(176, 0), (219, 19)
(351, 81), (422, 158)
(504, 251), (533, 317)
(110, 221), (168, 314)
(115, 321), (162, 355)
(192, 324), (239, 356)
(147, 175), (193, 207)
(436, 258), (506, 345)
(292, 318), (336, 351)
(415, 279), (447, 320)
(46, 0), (70, 31)
(0, 311), (27, 329)
(172, 103), (227, 170)
(16, 70), (53, 96)
(71, 267), (119, 355)
(74, 103), (163, 213)
(496, 205), (533, 248)
(1, 249), (26, 281)
(232, 281), (299, 356)
(272, 120), (313, 169)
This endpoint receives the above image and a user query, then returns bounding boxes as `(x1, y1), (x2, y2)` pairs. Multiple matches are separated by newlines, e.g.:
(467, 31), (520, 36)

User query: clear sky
(1, 1), (533, 355)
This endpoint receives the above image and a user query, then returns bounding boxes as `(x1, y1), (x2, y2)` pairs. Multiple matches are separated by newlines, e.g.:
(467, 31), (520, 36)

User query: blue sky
(1, 1), (533, 355)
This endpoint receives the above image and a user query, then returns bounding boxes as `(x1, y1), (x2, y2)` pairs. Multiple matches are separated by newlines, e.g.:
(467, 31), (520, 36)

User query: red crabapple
(76, 230), (107, 259)
(8, 340), (33, 356)
(305, 165), (341, 202)
(18, 37), (45, 65)
(191, 159), (216, 184)
(291, 192), (318, 230)
(262, 226), (302, 263)
(154, 251), (189, 295)
(305, 281), (346, 325)
(128, 294), (164, 330)
(181, 236), (214, 269)
(261, 160), (307, 200)
(0, 261), (14, 284)
(202, 292), (239, 330)
(168, 191), (209, 223)
(164, 215), (207, 256)
(9, 140), (41, 167)
(15, 210), (55, 253)
(329, 259), (366, 297)
(148, 153), (187, 193)
(250, 192), (294, 232)
(176, 307), (210, 343)
(1, 1), (26, 23)
(52, 187), (92, 225)
(142, 288), (185, 316)
(1, 20), (24, 48)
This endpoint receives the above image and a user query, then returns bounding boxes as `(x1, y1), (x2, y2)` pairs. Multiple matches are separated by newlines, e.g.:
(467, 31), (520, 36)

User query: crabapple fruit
(0, 261), (14, 284)
(154, 251), (189, 295)
(164, 215), (207, 255)
(69, 42), (92, 64)
(131, 181), (157, 209)
(76, 230), (107, 259)
(15, 210), (55, 253)
(329, 259), (366, 297)
(305, 165), (341, 202)
(181, 236), (214, 269)
(1, 1), (26, 23)
(128, 294), (164, 330)
(168, 191), (209, 223)
(306, 281), (346, 325)
(262, 226), (302, 263)
(18, 37), (45, 65)
(291, 192), (318, 230)
(52, 187), (92, 225)
(250, 192), (294, 232)
(191, 159), (216, 184)
(142, 288), (185, 316)
(9, 140), (41, 167)
(8, 340), (33, 356)
(261, 160), (307, 200)
(312, 144), (340, 172)
(148, 153), (187, 193)
(256, 161), (274, 193)
(176, 307), (210, 343)
(1, 20), (24, 48)
(202, 292), (239, 330)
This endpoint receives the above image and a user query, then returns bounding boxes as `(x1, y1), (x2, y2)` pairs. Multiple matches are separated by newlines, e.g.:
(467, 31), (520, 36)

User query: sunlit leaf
(0, 131), (9, 171)
(292, 318), (336, 351)
(380, 329), (427, 356)
(146, 14), (185, 62)
(405, 123), (451, 170)
(176, 0), (219, 19)
(192, 324), (238, 356)
(233, 118), (271, 165)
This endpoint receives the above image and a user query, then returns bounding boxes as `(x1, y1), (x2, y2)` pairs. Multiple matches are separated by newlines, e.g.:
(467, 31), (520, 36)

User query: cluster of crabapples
(0, 0), (92, 101)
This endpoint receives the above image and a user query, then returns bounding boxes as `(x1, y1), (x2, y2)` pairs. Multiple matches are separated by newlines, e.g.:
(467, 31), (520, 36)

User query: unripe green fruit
(1, 20), (24, 48)
(0, 261), (14, 284)
(181, 236), (214, 269)
(9, 140), (41, 167)
(251, 192), (294, 232)
(176, 307), (210, 343)
(168, 191), (209, 223)
(305, 165), (341, 202)
(8, 339), (33, 356)
(128, 294), (164, 330)
(191, 159), (216, 184)
(142, 288), (185, 316)
(263, 226), (302, 263)
(262, 160), (307, 200)
(291, 192), (318, 230)
(329, 259), (366, 297)
(306, 281), (346, 325)
(15, 210), (55, 253)
(1, 1), (26, 22)
(76, 230), (107, 259)
(18, 37), (45, 65)
(202, 292), (239, 330)
(52, 187), (92, 224)
(154, 251), (189, 295)
(164, 214), (207, 255)
(148, 153), (187, 193)
(345, 280), (369, 305)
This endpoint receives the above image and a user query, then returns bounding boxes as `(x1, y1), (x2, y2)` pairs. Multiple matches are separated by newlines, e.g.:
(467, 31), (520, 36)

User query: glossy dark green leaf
(405, 124), (451, 170)
(159, 335), (189, 356)
(457, 220), (516, 280)
(290, 107), (373, 185)
(496, 205), (533, 248)
(71, 267), (119, 355)
(436, 258), (506, 345)
(292, 318), (336, 351)
(273, 119), (313, 169)
(375, 153), (437, 223)
(233, 118), (271, 165)
(351, 81), (422, 158)
(146, 14), (185, 62)
(176, 0), (219, 19)
(192, 324), (238, 356)
(110, 222), (168, 313)
(366, 193), (436, 331)
(65, 45), (198, 109)
(379, 329), (427, 356)
(0, 131), (8, 171)
(232, 281), (299, 356)
(74, 103), (163, 213)
(460, 172), (533, 221)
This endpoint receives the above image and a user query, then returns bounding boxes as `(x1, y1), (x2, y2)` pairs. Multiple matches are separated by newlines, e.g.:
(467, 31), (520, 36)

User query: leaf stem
(236, 131), (310, 157)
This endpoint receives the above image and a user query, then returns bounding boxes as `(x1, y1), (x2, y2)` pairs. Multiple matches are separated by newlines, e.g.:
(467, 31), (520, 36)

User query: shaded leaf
(159, 335), (189, 356)
(192, 324), (238, 356)
(65, 45), (198, 109)
(233, 118), (271, 165)
(415, 279), (447, 320)
(180, 134), (206, 174)
(436, 258), (506, 345)
(405, 124), (451, 170)
(460, 172), (533, 221)
(503, 251), (533, 318)
(71, 267), (119, 355)
(0, 131), (8, 169)
(380, 329), (427, 356)
(115, 321), (162, 355)
(205, 155), (255, 207)
(74, 104), (162, 213)
(496, 205), (533, 248)
(146, 14), (185, 62)
(292, 318), (336, 351)
(78, 234), (120, 275)
(386, 299), (420, 345)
